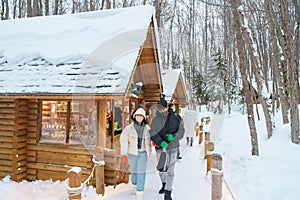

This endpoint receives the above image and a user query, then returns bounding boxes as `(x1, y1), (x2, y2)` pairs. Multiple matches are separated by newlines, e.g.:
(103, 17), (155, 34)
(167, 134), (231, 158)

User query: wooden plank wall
(26, 99), (39, 181)
(12, 99), (29, 181)
(0, 99), (15, 179)
(26, 144), (94, 182)
(0, 99), (28, 181)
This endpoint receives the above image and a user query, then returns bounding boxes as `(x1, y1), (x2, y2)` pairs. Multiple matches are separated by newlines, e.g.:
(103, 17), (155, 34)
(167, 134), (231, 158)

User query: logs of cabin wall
(0, 99), (28, 181)
(26, 99), (39, 181)
(27, 144), (93, 182)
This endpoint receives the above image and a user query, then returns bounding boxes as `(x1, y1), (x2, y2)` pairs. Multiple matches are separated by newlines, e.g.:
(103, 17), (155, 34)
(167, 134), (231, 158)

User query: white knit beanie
(133, 108), (146, 118)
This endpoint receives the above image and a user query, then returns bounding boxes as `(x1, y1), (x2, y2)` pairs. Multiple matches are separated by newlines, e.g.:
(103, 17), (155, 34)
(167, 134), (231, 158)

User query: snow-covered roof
(161, 69), (188, 105)
(0, 6), (156, 94)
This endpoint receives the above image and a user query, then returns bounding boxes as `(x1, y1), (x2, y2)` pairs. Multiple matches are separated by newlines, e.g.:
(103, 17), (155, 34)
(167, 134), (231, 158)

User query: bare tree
(27, 0), (32, 17)
(90, 0), (95, 11)
(279, 0), (300, 144)
(45, 0), (49, 15)
(231, 0), (259, 156)
(106, 0), (111, 9)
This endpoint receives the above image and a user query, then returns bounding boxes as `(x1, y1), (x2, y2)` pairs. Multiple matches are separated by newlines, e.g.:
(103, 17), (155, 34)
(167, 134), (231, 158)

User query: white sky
(1, 105), (300, 200)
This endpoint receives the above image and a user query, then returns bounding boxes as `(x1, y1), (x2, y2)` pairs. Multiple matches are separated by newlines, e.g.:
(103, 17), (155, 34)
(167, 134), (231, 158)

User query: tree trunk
(32, 0), (38, 16)
(27, 0), (32, 17)
(279, 0), (300, 144)
(291, 3), (300, 143)
(90, 0), (94, 11)
(154, 0), (161, 28)
(4, 0), (8, 19)
(106, 0), (111, 9)
(45, 0), (49, 15)
(223, 0), (231, 114)
(241, 18), (274, 139)
(1, 0), (4, 20)
(231, 0), (259, 156)
(204, 1), (208, 75)
(264, 1), (290, 124)
(100, 0), (104, 9)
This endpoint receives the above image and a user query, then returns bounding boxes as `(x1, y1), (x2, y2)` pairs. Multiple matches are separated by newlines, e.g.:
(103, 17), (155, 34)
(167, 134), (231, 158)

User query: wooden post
(199, 123), (204, 131)
(67, 167), (82, 200)
(199, 131), (203, 144)
(198, 122), (204, 144)
(206, 116), (211, 125)
(94, 146), (105, 195)
(201, 117), (205, 123)
(206, 142), (214, 173)
(195, 122), (199, 136)
(204, 131), (210, 159)
(211, 153), (223, 200)
(98, 100), (107, 147)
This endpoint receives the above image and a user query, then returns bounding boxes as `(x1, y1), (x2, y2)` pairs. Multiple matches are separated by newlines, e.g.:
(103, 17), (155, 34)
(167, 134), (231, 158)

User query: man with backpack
(150, 96), (185, 200)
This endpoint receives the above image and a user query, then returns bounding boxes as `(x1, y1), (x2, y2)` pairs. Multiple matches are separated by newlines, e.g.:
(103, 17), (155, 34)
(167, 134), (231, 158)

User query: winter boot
(190, 137), (193, 146)
(131, 186), (136, 195)
(159, 182), (166, 194)
(136, 191), (143, 200)
(186, 137), (189, 146)
(164, 190), (173, 200)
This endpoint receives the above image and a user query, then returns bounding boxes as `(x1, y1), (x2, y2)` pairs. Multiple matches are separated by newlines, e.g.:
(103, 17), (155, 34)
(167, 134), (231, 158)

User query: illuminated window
(40, 100), (97, 145)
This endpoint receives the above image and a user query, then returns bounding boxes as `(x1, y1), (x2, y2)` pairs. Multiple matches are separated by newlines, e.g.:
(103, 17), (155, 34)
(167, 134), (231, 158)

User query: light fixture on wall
(130, 82), (143, 98)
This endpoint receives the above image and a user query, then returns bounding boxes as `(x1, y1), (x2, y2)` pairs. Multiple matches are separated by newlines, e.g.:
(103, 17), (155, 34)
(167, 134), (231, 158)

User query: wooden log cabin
(161, 69), (188, 112)
(0, 6), (162, 184)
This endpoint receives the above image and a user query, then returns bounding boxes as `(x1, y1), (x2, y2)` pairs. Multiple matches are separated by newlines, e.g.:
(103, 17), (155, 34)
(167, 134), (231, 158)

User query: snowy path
(102, 141), (211, 200)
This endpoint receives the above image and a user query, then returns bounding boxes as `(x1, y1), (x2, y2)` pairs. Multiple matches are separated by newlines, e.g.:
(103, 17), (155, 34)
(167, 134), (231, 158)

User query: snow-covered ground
(1, 105), (300, 200)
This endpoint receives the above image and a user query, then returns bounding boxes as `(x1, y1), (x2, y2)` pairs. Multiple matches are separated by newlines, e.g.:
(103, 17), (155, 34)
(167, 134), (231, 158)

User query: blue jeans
(128, 151), (148, 191)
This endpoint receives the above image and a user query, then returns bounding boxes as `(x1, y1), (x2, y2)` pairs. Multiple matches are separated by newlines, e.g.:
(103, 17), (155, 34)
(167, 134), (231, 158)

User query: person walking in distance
(120, 107), (152, 200)
(183, 109), (198, 146)
(150, 96), (185, 200)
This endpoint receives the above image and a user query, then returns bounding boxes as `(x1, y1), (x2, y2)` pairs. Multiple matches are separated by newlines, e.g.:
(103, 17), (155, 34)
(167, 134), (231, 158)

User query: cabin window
(69, 100), (97, 145)
(40, 100), (97, 145)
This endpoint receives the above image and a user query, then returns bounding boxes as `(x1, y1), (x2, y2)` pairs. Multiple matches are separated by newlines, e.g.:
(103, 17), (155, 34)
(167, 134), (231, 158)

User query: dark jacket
(150, 108), (185, 150)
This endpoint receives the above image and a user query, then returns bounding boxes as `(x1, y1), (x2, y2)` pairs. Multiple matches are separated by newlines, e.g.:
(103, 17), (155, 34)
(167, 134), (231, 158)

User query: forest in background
(1, 0), (300, 155)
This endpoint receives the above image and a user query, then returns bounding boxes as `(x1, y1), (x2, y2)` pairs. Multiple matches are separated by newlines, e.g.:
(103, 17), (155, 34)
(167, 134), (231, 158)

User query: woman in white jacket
(120, 107), (152, 199)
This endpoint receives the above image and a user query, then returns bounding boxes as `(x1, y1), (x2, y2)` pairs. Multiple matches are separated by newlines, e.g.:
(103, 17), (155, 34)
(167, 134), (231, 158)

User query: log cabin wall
(13, 99), (29, 181)
(26, 99), (39, 181)
(0, 99), (15, 180)
(0, 99), (28, 182)
(26, 144), (94, 182)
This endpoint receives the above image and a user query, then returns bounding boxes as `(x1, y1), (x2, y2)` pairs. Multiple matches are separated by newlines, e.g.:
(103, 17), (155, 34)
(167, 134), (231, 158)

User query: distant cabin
(161, 69), (188, 112)
(0, 6), (163, 183)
